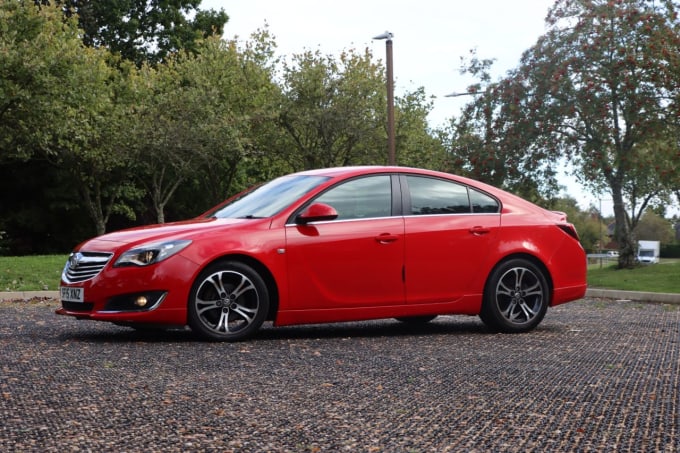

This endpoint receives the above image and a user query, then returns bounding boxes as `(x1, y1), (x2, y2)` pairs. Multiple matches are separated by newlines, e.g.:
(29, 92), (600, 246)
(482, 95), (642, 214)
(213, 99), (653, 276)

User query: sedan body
(57, 166), (587, 340)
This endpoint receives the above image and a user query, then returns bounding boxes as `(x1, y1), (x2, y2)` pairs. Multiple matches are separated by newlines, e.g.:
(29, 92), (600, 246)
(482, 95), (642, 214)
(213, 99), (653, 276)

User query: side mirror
(296, 203), (338, 224)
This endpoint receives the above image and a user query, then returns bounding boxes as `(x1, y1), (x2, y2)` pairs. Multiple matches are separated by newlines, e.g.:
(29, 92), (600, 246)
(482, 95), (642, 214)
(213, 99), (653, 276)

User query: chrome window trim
(285, 211), (501, 227)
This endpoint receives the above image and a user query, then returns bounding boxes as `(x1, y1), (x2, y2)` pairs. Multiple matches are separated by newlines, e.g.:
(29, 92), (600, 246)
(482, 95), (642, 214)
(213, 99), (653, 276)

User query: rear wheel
(188, 261), (269, 341)
(480, 259), (549, 333)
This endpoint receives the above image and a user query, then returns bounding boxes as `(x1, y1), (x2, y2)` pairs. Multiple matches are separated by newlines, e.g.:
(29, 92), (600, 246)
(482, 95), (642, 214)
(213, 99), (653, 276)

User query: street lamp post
(373, 31), (395, 166)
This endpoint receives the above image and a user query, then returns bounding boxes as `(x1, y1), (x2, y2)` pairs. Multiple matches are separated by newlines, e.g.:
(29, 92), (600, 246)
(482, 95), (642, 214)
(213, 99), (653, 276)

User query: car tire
(395, 315), (437, 324)
(480, 258), (549, 333)
(188, 261), (269, 341)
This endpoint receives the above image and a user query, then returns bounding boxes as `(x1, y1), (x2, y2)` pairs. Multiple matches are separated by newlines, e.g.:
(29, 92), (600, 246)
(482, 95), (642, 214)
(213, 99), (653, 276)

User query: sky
(201, 0), (619, 215)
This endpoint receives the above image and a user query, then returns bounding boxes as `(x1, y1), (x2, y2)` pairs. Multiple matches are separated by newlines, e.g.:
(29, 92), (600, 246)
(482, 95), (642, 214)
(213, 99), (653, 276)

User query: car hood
(77, 217), (264, 251)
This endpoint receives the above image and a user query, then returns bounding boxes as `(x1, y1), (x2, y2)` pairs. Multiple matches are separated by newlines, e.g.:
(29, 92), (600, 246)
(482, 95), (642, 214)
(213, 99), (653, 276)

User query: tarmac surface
(1, 296), (678, 452)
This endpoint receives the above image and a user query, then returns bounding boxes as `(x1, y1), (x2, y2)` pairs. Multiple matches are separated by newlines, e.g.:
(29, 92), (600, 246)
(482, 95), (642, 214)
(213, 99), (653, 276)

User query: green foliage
(128, 32), (282, 221)
(0, 0), (85, 160)
(54, 48), (144, 236)
(0, 1), (143, 238)
(278, 48), (387, 170)
(277, 47), (444, 171)
(394, 88), (448, 169)
(634, 209), (675, 244)
(447, 52), (562, 200)
(60, 0), (229, 66)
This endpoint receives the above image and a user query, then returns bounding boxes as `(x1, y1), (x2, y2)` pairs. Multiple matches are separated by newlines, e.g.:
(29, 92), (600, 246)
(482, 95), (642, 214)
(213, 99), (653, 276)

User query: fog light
(135, 296), (148, 307)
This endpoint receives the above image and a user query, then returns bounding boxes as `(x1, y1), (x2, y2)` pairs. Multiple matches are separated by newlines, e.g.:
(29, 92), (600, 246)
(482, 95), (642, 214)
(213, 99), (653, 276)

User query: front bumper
(56, 255), (200, 326)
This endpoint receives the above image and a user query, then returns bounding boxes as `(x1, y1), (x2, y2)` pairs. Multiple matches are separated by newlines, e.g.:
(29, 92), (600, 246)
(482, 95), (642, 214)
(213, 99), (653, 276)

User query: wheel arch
(485, 253), (554, 302)
(192, 254), (280, 321)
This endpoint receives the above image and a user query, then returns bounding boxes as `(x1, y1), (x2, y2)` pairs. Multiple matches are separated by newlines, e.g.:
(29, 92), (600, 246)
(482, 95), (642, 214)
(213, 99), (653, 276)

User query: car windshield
(208, 175), (330, 219)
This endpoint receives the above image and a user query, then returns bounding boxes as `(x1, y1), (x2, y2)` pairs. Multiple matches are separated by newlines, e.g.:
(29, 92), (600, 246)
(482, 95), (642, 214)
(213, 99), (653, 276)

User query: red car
(57, 166), (587, 341)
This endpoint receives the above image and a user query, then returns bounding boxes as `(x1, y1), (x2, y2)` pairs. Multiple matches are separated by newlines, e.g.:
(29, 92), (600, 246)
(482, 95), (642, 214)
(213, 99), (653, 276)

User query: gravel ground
(1, 298), (678, 452)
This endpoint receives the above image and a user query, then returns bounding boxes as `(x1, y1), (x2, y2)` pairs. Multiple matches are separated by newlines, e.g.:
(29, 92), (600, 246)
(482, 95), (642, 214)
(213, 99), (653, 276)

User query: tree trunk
(611, 187), (636, 268)
(79, 182), (107, 236)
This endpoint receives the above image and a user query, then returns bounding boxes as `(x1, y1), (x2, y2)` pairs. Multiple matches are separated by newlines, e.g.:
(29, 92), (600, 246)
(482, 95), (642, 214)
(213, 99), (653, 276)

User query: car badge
(69, 252), (84, 270)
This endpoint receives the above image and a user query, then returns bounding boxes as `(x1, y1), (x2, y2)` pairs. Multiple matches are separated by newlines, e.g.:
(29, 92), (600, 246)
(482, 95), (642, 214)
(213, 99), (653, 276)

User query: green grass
(0, 255), (68, 292)
(1, 254), (679, 294)
(587, 259), (680, 293)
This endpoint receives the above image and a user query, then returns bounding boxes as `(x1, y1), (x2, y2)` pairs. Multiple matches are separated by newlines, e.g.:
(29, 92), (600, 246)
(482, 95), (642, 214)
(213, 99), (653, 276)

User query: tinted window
(406, 176), (470, 215)
(470, 188), (500, 213)
(314, 175), (392, 220)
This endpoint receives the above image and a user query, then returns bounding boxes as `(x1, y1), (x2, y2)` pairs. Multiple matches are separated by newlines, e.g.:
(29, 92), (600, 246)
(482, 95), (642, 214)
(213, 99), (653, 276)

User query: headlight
(114, 240), (192, 267)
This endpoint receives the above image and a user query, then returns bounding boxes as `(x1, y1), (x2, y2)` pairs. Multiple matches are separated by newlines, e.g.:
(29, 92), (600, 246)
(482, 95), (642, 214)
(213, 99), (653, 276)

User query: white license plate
(60, 286), (84, 303)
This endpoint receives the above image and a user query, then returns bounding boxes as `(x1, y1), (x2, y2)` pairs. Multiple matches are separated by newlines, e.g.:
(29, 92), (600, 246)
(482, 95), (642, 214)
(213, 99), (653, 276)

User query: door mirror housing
(296, 203), (338, 224)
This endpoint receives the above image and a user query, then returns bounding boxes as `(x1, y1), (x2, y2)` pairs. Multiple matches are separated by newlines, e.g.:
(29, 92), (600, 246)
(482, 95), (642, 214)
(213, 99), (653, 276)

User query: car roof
(296, 166), (503, 195)
(296, 165), (467, 181)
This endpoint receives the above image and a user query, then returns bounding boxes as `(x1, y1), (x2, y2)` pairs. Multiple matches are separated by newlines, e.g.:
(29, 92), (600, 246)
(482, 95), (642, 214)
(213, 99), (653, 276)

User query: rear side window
(405, 175), (499, 215)
(470, 188), (499, 213)
(406, 176), (470, 214)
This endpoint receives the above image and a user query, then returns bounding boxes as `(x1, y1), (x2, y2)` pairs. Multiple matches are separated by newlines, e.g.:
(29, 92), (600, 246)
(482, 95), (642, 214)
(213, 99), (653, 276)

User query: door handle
(375, 233), (399, 244)
(469, 226), (491, 236)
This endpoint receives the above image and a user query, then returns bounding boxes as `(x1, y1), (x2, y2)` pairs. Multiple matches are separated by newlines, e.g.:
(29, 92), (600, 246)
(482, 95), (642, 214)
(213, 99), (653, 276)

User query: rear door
(402, 175), (501, 304)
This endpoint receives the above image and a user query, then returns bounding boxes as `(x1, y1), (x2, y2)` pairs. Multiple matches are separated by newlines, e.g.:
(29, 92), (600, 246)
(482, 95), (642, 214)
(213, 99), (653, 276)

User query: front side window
(406, 175), (470, 215)
(313, 175), (392, 220)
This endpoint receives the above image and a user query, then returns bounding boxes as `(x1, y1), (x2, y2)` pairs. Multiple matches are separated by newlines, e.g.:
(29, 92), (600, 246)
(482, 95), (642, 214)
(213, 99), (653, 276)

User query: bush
(661, 244), (680, 258)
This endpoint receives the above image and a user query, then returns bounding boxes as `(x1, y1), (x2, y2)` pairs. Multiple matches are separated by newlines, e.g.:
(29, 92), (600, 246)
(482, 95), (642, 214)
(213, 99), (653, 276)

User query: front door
(285, 175), (405, 309)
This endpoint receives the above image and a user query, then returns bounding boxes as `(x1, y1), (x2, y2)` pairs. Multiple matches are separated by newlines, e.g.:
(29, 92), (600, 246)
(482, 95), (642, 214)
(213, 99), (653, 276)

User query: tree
(59, 0), (229, 66)
(0, 0), (85, 160)
(128, 59), (209, 224)
(634, 208), (675, 244)
(446, 53), (562, 203)
(183, 31), (282, 209)
(129, 31), (281, 222)
(57, 53), (143, 236)
(393, 87), (448, 170)
(1, 1), (142, 240)
(278, 48), (388, 170)
(500, 0), (680, 268)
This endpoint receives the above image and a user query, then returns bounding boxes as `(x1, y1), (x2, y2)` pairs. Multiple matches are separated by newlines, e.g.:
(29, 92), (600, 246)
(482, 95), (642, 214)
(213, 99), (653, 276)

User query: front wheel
(188, 261), (269, 341)
(480, 259), (549, 333)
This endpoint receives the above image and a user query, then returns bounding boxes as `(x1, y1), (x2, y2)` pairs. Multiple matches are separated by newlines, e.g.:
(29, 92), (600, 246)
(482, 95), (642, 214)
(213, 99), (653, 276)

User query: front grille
(62, 252), (113, 283)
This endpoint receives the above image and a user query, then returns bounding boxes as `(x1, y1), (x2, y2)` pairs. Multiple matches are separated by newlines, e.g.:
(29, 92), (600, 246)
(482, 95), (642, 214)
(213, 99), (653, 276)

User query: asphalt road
(1, 298), (678, 452)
